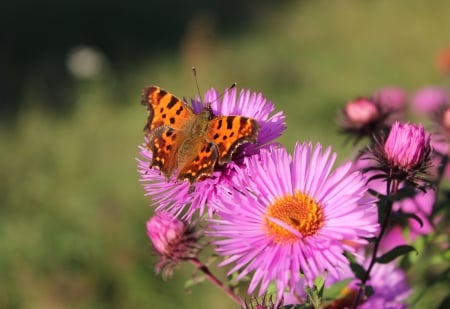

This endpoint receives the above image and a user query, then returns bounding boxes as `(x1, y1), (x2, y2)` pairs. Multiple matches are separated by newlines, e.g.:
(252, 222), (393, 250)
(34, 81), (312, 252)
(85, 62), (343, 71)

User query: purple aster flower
(283, 252), (411, 308)
(146, 211), (204, 279)
(207, 143), (379, 301)
(373, 86), (407, 112)
(378, 188), (437, 253)
(351, 259), (411, 309)
(367, 121), (432, 186)
(319, 258), (411, 309)
(138, 87), (286, 220)
(412, 86), (450, 114)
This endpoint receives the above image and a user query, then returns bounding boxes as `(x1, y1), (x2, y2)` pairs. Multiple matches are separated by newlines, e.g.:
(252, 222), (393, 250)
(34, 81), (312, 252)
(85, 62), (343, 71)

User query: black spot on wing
(176, 106), (184, 115)
(226, 116), (235, 130)
(167, 95), (178, 109)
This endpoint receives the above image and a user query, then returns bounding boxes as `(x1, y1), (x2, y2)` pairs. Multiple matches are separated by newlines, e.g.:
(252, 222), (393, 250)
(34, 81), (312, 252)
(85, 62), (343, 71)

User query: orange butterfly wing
(205, 115), (260, 165)
(141, 86), (195, 180)
(141, 86), (194, 133)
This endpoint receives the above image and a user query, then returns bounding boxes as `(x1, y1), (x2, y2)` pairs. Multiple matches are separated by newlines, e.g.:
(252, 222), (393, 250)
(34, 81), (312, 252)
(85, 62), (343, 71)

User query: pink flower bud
(373, 86), (407, 111)
(384, 122), (430, 170)
(146, 212), (203, 278)
(344, 98), (379, 128)
(147, 212), (185, 255)
(412, 86), (449, 114)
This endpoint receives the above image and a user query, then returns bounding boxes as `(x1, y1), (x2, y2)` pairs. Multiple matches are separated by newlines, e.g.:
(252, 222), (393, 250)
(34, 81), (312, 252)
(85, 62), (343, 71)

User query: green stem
(189, 257), (243, 306)
(352, 178), (399, 308)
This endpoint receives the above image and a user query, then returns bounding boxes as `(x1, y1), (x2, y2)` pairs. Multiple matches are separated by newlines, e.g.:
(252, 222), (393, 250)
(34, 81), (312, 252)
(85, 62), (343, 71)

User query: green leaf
(305, 285), (321, 308)
(391, 211), (424, 227)
(314, 275), (325, 297)
(392, 187), (416, 201)
(323, 279), (351, 300)
(375, 245), (417, 264)
(350, 262), (367, 281)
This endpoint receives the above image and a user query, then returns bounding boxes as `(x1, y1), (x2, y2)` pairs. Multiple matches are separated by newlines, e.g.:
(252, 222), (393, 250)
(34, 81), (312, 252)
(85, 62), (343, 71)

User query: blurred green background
(1, 1), (449, 308)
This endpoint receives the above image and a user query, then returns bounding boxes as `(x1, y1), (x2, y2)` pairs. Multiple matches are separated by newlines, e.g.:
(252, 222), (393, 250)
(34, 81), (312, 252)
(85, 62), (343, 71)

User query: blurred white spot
(66, 46), (106, 79)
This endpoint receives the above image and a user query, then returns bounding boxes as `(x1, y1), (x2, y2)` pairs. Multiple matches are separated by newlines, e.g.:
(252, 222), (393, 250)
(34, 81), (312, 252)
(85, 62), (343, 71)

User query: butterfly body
(141, 86), (259, 183)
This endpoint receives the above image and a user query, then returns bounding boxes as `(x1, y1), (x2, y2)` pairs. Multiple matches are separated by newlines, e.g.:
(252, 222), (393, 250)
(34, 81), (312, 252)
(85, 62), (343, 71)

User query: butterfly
(141, 86), (260, 183)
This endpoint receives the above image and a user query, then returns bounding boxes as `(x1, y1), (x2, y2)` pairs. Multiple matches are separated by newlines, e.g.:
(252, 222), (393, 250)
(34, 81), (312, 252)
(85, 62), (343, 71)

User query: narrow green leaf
(391, 211), (424, 227)
(376, 245), (417, 264)
(350, 262), (367, 281)
(323, 279), (351, 300)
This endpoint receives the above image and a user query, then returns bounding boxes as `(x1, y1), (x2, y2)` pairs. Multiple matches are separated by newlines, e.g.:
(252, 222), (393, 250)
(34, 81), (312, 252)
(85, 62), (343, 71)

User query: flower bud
(146, 211), (203, 278)
(412, 87), (449, 114)
(367, 121), (433, 186)
(344, 98), (380, 128)
(147, 212), (186, 256)
(373, 86), (407, 111)
(384, 122), (430, 170)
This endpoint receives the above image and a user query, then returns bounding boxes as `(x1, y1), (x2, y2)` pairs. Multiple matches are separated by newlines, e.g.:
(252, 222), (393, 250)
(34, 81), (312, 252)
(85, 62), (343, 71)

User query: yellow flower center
(265, 191), (325, 243)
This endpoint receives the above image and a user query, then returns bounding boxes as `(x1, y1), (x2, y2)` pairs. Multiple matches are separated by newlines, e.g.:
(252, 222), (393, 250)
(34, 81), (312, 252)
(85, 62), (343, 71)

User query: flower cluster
(138, 82), (447, 308)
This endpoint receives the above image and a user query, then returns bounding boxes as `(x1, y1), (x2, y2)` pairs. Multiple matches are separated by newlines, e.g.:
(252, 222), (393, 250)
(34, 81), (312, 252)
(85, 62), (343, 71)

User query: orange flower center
(265, 191), (325, 242)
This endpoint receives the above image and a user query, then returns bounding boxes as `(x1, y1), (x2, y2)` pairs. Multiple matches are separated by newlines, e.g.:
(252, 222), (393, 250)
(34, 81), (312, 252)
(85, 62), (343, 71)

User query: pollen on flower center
(265, 191), (325, 242)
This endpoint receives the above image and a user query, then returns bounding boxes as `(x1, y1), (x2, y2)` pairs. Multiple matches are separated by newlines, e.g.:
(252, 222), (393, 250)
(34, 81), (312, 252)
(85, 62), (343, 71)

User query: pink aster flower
(146, 211), (204, 278)
(378, 188), (437, 253)
(412, 86), (450, 114)
(320, 258), (411, 309)
(207, 143), (379, 301)
(284, 252), (411, 308)
(138, 87), (286, 220)
(350, 260), (411, 308)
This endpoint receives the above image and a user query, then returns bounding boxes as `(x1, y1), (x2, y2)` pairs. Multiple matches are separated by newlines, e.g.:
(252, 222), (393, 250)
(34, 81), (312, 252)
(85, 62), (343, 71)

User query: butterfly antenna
(208, 82), (237, 107)
(192, 67), (237, 108)
(192, 67), (203, 105)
